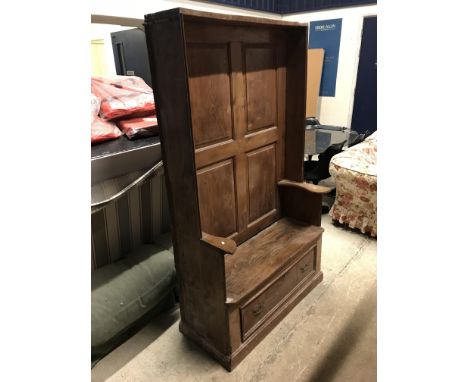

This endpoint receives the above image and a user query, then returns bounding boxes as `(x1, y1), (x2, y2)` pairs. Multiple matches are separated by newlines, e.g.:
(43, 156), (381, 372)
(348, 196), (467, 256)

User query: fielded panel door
(185, 26), (287, 244)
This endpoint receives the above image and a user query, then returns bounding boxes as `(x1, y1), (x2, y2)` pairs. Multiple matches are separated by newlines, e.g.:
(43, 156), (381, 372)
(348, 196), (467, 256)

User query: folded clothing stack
(116, 116), (158, 140)
(91, 75), (159, 144)
(91, 93), (122, 144)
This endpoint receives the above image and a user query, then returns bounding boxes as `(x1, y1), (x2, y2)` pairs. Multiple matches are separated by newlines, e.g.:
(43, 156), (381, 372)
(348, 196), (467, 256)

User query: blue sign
(309, 18), (342, 97)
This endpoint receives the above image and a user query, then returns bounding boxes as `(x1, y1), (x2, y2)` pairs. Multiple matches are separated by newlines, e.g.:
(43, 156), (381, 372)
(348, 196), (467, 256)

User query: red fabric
(91, 117), (122, 144)
(91, 76), (155, 120)
(91, 93), (100, 118)
(116, 116), (158, 140)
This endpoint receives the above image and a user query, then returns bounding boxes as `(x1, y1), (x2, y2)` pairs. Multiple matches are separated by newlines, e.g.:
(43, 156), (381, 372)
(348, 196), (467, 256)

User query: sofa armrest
(278, 180), (332, 226)
(201, 232), (237, 255)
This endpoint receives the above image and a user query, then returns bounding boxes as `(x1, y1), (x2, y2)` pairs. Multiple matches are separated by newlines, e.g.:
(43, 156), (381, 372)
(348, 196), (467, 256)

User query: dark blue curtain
(278, 0), (376, 14)
(205, 0), (278, 13)
(205, 0), (376, 14)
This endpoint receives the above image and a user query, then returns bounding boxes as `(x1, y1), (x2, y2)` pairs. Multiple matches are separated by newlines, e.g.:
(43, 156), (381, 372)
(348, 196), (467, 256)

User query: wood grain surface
(144, 8), (325, 371)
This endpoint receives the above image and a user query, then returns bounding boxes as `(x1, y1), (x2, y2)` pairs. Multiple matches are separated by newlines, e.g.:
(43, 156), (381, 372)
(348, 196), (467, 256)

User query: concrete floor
(92, 214), (377, 382)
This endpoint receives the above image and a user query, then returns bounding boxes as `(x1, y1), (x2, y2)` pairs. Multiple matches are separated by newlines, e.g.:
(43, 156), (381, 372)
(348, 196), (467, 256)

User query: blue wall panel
(309, 18), (342, 97)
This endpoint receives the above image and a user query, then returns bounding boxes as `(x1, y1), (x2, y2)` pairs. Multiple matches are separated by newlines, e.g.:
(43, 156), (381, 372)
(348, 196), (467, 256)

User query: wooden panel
(228, 270), (323, 371)
(278, 180), (326, 226)
(275, 42), (287, 184)
(187, 43), (233, 147)
(245, 46), (277, 132)
(197, 159), (237, 237)
(247, 144), (276, 222)
(225, 218), (323, 303)
(284, 29), (307, 182)
(184, 21), (277, 45)
(145, 10), (230, 354)
(145, 9), (322, 371)
(243, 126), (278, 152)
(241, 246), (316, 339)
(230, 41), (250, 234)
(195, 139), (237, 169)
(231, 209), (278, 245)
(306, 48), (324, 118)
(179, 8), (307, 28)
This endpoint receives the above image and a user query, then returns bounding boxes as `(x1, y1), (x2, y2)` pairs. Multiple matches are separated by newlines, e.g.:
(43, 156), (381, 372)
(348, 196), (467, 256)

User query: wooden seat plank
(225, 218), (322, 302)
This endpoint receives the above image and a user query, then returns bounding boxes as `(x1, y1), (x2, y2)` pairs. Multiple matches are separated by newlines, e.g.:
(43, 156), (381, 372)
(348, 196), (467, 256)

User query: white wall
(91, 0), (281, 21)
(91, 24), (134, 76)
(283, 5), (377, 127)
(91, 1), (281, 77)
(91, 1), (376, 127)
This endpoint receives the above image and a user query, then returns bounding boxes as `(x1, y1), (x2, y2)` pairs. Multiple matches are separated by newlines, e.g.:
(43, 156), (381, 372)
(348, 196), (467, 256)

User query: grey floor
(92, 214), (377, 382)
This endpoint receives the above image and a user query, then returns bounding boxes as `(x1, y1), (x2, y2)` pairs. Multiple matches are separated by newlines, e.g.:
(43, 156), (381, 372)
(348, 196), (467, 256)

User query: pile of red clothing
(91, 76), (159, 144)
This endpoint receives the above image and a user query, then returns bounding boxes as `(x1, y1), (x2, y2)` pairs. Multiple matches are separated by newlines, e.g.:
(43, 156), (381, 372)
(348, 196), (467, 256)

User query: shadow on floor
(179, 335), (223, 370)
(92, 306), (180, 382)
(306, 286), (377, 382)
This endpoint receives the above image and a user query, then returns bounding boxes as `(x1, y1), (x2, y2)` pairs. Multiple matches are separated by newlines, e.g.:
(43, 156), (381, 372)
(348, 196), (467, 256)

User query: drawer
(240, 246), (316, 340)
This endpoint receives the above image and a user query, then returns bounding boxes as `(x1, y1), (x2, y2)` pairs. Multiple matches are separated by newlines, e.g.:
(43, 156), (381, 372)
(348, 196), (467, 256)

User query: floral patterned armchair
(329, 132), (377, 237)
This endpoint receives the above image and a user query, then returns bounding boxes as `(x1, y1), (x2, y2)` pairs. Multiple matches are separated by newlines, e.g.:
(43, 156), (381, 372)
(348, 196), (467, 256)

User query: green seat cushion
(91, 244), (176, 356)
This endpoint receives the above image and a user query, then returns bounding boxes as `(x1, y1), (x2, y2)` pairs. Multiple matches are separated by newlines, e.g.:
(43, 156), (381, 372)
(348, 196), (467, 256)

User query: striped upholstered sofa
(91, 167), (177, 364)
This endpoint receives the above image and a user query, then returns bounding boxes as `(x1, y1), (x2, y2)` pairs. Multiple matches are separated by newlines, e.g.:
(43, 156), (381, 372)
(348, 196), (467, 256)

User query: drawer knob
(300, 263), (309, 273)
(252, 303), (263, 316)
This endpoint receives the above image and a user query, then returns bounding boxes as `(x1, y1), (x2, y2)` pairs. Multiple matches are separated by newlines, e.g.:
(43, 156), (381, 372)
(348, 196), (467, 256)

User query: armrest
(201, 232), (237, 255)
(278, 179), (332, 226)
(278, 179), (332, 194)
